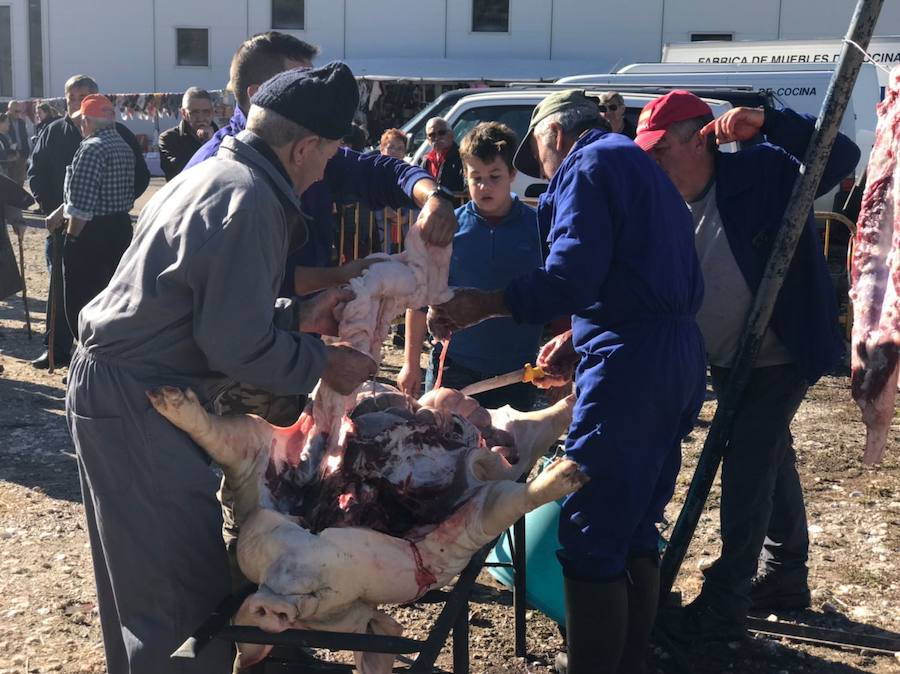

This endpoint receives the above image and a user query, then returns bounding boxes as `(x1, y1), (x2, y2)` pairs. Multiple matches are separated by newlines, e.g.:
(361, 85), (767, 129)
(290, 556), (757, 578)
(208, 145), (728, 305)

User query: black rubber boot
(617, 556), (660, 674)
(557, 573), (629, 674)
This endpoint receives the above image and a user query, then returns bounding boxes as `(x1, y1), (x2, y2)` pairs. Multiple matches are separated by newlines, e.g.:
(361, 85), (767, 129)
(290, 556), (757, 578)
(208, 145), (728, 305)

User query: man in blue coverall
(636, 91), (859, 641)
(428, 90), (707, 674)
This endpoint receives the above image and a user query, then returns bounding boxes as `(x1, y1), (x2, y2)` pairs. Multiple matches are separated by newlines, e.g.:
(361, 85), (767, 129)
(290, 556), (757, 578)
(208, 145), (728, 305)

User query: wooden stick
(16, 232), (31, 339)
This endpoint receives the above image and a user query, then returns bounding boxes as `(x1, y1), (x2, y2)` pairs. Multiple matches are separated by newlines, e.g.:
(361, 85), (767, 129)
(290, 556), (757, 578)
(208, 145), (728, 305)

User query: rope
(842, 38), (892, 75)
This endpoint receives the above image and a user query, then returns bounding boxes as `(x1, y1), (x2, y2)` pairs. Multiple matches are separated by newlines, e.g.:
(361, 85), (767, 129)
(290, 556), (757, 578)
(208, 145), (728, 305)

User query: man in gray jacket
(66, 63), (375, 674)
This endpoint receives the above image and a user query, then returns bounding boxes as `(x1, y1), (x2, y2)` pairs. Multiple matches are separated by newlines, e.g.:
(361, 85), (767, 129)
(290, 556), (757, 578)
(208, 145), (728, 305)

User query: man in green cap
(428, 90), (706, 673)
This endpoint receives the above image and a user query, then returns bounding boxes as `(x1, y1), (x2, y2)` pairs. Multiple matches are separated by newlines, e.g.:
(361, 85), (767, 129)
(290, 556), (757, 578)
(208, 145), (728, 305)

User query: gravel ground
(1, 202), (898, 673)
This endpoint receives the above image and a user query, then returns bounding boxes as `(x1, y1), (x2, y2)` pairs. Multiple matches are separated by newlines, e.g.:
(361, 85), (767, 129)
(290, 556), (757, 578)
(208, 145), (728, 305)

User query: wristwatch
(425, 185), (456, 207)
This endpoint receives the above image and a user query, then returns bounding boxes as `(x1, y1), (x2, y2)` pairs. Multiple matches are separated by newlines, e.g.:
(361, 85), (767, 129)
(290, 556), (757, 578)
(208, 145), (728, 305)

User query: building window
(272, 0), (305, 30)
(176, 28), (209, 67)
(28, 0), (42, 97)
(472, 0), (509, 33)
(691, 33), (733, 42)
(0, 6), (11, 97)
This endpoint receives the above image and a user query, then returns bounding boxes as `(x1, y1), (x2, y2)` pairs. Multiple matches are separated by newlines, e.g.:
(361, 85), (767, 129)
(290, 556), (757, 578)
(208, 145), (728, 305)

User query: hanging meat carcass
(850, 65), (900, 464)
(149, 226), (586, 672)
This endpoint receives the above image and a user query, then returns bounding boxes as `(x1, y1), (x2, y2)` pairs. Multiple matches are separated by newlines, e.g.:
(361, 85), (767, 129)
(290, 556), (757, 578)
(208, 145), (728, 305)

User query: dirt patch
(1, 213), (898, 673)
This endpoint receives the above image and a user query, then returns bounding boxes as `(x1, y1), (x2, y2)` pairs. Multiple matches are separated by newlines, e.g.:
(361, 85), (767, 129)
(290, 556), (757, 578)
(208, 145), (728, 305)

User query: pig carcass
(148, 225), (587, 672)
(850, 65), (900, 464)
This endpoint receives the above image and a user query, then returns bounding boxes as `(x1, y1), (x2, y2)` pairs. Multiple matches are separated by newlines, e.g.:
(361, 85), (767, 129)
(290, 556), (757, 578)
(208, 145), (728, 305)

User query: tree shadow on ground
(0, 375), (81, 503)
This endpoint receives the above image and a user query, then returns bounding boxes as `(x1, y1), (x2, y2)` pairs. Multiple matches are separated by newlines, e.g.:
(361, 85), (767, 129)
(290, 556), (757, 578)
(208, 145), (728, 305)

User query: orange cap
(72, 94), (115, 121)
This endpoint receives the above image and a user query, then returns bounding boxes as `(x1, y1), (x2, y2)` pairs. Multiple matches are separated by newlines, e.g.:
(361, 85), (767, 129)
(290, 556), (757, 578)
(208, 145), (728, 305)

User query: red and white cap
(634, 90), (713, 152)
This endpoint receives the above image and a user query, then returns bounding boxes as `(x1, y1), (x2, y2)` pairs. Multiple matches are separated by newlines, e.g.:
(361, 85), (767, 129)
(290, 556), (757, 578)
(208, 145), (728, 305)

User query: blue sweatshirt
(447, 197), (544, 374)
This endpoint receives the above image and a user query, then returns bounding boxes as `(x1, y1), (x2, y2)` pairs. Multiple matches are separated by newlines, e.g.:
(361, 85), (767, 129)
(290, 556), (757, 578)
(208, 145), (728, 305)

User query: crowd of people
(0, 26), (858, 674)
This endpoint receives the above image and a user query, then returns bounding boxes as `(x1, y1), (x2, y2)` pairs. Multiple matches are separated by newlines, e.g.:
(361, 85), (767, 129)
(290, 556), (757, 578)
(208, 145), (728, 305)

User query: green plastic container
(487, 460), (668, 626)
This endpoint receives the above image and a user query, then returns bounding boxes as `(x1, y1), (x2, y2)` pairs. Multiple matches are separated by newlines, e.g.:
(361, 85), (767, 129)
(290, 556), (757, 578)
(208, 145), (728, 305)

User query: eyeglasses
(427, 129), (449, 139)
(604, 104), (620, 112)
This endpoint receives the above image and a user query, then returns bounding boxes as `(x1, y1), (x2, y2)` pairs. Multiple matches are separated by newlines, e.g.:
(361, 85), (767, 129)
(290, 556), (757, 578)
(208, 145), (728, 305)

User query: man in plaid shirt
(46, 94), (134, 338)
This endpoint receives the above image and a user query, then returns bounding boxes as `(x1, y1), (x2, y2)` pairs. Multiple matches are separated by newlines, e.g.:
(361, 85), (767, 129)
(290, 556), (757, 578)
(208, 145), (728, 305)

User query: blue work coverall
(504, 129), (707, 579)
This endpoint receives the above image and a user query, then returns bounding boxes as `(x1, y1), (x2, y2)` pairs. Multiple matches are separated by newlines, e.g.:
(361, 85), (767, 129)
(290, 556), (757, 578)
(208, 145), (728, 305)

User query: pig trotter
(526, 457), (589, 509)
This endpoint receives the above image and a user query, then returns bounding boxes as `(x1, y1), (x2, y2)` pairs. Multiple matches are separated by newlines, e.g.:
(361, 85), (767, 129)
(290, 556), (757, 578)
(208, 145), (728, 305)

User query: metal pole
(512, 516), (527, 658)
(17, 232), (31, 339)
(659, 0), (885, 602)
(47, 230), (62, 374)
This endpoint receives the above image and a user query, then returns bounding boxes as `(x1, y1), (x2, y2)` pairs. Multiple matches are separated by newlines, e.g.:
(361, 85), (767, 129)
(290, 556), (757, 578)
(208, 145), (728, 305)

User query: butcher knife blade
(460, 364), (545, 397)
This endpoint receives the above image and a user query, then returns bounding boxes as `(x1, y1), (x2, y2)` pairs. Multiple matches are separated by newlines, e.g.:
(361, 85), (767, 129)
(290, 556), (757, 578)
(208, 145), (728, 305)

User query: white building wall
(779, 0), (900, 40)
(44, 0), (154, 97)
(152, 0), (248, 92)
(445, 0), (553, 60)
(346, 0), (444, 58)
(662, 0), (782, 43)
(23, 0), (900, 101)
(253, 0), (345, 63)
(550, 0), (664, 70)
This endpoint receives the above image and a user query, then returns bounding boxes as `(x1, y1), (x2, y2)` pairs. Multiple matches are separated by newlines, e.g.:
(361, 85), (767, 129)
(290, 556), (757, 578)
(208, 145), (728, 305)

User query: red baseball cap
(634, 90), (713, 151)
(72, 94), (115, 122)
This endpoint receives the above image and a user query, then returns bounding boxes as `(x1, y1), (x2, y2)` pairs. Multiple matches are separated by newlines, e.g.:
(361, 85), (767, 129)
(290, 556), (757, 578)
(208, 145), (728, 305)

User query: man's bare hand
(297, 288), (354, 336)
(533, 329), (578, 389)
(45, 207), (65, 233)
(322, 343), (377, 395)
(426, 288), (507, 341)
(415, 194), (457, 247)
(397, 363), (423, 398)
(700, 107), (765, 145)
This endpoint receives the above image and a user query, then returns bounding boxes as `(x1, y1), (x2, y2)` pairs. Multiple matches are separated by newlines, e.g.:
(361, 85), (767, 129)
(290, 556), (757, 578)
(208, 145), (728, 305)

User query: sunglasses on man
(427, 128), (449, 139)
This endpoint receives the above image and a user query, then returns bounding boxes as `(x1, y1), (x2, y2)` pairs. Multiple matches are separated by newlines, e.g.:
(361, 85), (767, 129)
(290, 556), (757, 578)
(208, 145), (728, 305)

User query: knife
(460, 364), (545, 397)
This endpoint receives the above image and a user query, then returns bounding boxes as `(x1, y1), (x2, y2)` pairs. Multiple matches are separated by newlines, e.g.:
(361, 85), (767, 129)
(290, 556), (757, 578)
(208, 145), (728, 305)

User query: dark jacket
(713, 107), (859, 384)
(27, 116), (150, 214)
(158, 119), (219, 181)
(8, 117), (29, 157)
(32, 116), (60, 144)
(421, 143), (465, 193)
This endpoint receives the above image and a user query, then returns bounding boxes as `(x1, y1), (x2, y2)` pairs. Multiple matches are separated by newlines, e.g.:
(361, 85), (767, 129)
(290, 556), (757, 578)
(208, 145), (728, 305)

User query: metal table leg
(512, 516), (527, 658)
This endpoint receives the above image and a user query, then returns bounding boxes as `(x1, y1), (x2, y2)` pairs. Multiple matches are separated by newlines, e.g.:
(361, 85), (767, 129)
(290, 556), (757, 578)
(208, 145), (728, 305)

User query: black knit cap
(250, 61), (359, 140)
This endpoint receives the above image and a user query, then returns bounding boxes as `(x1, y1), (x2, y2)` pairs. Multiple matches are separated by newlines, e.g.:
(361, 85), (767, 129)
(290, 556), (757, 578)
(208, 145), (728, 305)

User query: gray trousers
(701, 363), (810, 619)
(66, 348), (234, 674)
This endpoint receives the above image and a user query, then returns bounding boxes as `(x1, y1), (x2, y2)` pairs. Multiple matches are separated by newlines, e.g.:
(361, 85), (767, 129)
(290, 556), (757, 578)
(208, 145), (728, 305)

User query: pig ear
(488, 396), (574, 478)
(354, 611), (404, 674)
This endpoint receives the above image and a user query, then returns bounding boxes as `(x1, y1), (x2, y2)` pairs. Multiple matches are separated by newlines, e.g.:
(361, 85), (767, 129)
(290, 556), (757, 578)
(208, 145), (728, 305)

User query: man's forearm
(411, 178), (439, 208)
(294, 266), (344, 296)
(66, 215), (87, 237)
(404, 309), (428, 366)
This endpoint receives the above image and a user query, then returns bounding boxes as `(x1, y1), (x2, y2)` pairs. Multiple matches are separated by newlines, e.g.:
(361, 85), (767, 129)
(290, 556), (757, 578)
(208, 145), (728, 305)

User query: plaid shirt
(63, 126), (134, 221)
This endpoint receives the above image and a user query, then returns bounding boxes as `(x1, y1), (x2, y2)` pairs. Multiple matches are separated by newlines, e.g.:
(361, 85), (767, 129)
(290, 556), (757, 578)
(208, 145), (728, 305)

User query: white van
(557, 62), (880, 183)
(662, 36), (900, 94)
(409, 88), (740, 199)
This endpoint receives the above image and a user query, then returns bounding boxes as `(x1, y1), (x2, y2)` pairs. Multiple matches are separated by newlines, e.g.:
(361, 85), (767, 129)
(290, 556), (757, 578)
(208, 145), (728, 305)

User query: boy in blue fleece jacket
(398, 122), (544, 410)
